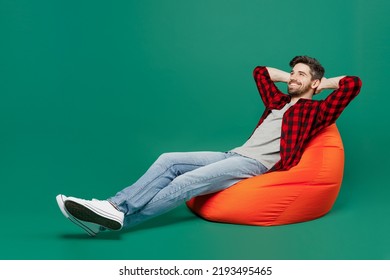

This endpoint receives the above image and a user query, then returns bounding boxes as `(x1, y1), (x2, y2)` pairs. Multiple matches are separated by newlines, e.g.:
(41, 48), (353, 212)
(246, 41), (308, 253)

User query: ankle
(108, 200), (121, 212)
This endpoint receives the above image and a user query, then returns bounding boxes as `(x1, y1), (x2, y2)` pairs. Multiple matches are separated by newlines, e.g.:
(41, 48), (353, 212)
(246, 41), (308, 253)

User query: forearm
(266, 67), (290, 83)
(315, 76), (346, 94)
(319, 76), (346, 90)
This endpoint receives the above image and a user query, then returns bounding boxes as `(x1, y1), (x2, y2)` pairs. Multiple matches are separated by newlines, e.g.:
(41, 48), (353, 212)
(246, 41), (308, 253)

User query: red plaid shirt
(253, 66), (362, 172)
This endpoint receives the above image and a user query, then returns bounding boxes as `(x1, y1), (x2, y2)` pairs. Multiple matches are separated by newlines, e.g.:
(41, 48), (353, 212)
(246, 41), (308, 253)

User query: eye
(298, 72), (307, 77)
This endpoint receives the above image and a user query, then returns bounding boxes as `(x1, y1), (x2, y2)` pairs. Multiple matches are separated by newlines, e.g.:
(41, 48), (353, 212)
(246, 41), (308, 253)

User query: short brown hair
(289, 55), (325, 80)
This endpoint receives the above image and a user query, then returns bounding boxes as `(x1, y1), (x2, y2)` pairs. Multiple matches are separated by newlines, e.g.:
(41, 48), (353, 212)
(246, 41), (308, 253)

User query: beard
(287, 81), (312, 97)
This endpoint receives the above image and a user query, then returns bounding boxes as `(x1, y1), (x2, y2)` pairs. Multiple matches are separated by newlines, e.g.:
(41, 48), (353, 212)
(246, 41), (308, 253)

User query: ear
(311, 79), (320, 89)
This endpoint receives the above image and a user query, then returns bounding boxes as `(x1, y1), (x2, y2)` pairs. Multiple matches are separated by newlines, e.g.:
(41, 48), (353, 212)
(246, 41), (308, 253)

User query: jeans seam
(118, 163), (205, 206)
(126, 152), (231, 203)
(145, 169), (253, 206)
(147, 156), (267, 205)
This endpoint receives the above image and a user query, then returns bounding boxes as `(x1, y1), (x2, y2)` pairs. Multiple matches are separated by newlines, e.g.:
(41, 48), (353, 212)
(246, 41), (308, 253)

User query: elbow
(353, 76), (362, 96)
(341, 76), (362, 96)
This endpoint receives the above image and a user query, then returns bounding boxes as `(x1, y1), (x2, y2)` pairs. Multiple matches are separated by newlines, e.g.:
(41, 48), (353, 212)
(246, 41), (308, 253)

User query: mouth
(288, 83), (301, 89)
(288, 80), (301, 86)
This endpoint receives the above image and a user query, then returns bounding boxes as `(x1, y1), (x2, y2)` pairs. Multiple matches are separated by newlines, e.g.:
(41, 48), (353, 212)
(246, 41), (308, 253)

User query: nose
(290, 72), (298, 80)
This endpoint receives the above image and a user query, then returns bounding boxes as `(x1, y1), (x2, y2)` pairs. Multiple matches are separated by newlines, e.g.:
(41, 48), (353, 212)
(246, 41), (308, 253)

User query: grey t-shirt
(231, 102), (293, 169)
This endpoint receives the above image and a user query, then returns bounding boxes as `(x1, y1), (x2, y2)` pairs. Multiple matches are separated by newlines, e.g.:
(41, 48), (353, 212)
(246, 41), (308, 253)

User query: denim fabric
(108, 151), (268, 228)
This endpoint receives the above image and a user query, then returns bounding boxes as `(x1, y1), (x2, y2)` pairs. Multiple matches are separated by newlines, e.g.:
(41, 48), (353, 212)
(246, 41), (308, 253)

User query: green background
(0, 0), (389, 260)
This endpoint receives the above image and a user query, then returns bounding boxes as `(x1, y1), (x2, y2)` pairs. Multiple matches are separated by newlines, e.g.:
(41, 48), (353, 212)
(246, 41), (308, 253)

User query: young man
(56, 56), (362, 236)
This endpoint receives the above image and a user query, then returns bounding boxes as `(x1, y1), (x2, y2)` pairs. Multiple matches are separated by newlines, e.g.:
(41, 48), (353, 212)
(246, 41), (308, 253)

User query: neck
(290, 91), (314, 104)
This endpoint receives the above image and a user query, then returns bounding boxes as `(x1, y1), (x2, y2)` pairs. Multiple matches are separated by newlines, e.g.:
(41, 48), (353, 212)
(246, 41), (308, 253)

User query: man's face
(287, 63), (316, 97)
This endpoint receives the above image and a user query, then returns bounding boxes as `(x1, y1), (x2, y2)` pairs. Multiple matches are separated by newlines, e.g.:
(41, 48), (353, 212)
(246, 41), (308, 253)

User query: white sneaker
(64, 196), (124, 231)
(56, 194), (101, 237)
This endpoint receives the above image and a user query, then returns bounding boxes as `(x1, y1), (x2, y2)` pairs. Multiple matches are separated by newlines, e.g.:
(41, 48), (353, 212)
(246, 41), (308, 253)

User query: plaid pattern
(253, 66), (362, 172)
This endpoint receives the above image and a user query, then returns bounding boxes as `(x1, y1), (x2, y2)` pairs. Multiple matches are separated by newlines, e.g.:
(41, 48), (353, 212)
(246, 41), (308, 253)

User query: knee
(155, 152), (179, 166)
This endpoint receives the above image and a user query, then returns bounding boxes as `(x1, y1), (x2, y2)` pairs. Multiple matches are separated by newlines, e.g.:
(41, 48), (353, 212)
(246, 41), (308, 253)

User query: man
(56, 56), (362, 236)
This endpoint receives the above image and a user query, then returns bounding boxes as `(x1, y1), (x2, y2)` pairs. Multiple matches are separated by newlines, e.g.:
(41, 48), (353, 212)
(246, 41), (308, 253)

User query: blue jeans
(108, 151), (268, 228)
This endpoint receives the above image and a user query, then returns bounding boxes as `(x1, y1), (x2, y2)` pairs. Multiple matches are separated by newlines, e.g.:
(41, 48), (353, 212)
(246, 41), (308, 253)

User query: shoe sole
(64, 200), (122, 231)
(56, 195), (99, 237)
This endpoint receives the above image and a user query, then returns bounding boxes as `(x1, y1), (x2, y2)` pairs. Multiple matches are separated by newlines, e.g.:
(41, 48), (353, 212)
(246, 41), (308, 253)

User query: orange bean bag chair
(186, 124), (344, 226)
